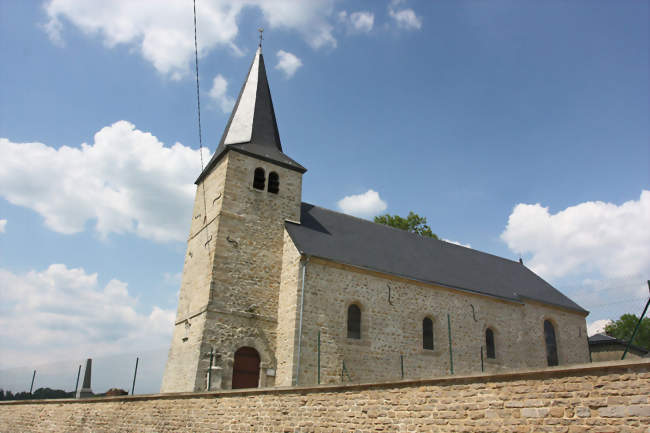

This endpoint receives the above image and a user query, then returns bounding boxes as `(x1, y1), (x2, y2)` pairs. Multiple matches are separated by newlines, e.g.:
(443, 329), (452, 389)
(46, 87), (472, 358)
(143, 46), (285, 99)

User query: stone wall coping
(3, 359), (647, 406)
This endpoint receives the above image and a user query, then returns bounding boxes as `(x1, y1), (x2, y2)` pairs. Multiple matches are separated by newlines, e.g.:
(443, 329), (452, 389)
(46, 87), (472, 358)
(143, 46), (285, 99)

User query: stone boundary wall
(1, 360), (648, 433)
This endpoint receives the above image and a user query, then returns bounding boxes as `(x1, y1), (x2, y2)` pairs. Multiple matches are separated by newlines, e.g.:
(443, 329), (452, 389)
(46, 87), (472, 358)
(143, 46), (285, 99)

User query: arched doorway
(232, 347), (260, 389)
(544, 320), (558, 366)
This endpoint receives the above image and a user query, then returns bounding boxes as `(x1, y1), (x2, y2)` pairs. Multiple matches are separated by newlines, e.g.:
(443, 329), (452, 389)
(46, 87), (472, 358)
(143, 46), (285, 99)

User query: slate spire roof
(196, 46), (306, 184)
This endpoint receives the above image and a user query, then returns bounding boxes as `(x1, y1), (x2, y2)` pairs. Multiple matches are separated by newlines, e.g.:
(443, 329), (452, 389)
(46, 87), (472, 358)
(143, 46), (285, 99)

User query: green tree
(374, 212), (438, 239)
(604, 313), (650, 350)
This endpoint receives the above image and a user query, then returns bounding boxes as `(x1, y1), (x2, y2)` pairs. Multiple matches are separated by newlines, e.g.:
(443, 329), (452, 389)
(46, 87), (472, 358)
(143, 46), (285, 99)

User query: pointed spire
(196, 41), (305, 184)
(221, 46), (282, 150)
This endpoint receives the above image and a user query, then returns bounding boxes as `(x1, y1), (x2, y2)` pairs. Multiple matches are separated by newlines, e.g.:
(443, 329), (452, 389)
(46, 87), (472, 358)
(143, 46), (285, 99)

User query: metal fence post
(131, 357), (139, 395)
(29, 370), (36, 395)
(207, 349), (214, 391)
(447, 314), (454, 375)
(73, 365), (81, 395)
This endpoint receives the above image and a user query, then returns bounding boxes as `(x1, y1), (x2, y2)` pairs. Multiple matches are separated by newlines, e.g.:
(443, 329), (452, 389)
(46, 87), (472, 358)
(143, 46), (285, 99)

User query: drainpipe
(294, 255), (310, 386)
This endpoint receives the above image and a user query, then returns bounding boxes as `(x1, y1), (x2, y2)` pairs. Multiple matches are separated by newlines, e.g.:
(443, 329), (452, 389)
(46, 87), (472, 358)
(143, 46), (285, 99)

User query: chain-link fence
(0, 347), (168, 399)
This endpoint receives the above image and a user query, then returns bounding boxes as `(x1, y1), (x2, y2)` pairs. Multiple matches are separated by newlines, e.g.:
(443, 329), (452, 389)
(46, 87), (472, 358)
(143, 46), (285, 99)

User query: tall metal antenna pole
(193, 0), (210, 253)
(193, 0), (204, 168)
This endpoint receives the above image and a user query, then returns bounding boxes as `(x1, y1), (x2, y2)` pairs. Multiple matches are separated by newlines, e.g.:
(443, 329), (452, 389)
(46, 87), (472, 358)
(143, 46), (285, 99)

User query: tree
(605, 313), (650, 350)
(0, 388), (73, 401)
(374, 212), (438, 239)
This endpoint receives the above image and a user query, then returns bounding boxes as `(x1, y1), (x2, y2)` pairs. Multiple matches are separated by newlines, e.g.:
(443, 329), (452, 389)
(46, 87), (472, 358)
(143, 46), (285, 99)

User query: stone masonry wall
(590, 346), (646, 362)
(275, 229), (304, 386)
(294, 258), (589, 386)
(1, 360), (648, 433)
(160, 152), (230, 392)
(161, 151), (303, 392)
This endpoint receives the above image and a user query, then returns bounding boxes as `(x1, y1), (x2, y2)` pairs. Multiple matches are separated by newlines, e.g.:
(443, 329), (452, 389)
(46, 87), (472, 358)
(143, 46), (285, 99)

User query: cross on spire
(258, 27), (264, 49)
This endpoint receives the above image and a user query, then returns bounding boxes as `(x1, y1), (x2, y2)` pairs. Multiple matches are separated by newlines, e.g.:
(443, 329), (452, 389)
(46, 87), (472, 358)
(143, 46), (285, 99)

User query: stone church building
(161, 45), (590, 393)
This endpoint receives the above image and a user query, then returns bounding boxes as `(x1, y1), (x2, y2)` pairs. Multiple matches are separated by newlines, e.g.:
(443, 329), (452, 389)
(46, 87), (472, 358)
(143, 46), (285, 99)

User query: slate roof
(285, 203), (588, 314)
(588, 333), (618, 343)
(196, 47), (305, 184)
(588, 333), (648, 354)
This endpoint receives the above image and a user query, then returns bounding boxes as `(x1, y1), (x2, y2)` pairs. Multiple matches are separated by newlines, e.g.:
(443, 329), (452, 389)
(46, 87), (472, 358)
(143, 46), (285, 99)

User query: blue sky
(0, 0), (648, 393)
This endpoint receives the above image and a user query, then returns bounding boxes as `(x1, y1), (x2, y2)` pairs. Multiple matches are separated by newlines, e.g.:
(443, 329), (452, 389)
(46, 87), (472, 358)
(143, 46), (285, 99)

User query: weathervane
(258, 27), (264, 49)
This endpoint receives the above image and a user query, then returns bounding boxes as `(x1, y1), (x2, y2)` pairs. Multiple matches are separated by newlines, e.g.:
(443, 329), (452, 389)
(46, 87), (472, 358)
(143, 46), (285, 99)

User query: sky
(0, 0), (648, 394)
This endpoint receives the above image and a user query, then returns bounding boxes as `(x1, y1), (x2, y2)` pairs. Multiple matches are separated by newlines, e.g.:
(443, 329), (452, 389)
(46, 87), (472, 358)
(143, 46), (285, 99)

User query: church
(161, 44), (590, 393)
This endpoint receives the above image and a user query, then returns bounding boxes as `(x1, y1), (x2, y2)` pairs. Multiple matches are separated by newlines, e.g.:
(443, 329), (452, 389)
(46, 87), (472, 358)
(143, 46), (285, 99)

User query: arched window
(544, 320), (558, 366)
(268, 172), (279, 194)
(347, 304), (361, 339)
(485, 328), (496, 359)
(253, 168), (265, 190)
(423, 317), (434, 350)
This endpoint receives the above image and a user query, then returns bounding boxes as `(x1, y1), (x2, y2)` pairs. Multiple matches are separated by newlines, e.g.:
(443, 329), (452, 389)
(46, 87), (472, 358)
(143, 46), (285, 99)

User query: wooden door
(232, 347), (260, 389)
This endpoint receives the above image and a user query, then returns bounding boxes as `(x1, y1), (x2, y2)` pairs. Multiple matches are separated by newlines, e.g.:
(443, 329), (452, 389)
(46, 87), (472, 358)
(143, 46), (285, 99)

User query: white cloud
(337, 189), (387, 219)
(501, 191), (650, 281)
(339, 10), (374, 33)
(275, 50), (303, 78)
(587, 319), (612, 337)
(501, 191), (650, 318)
(0, 264), (175, 369)
(388, 4), (422, 31)
(0, 219), (5, 233)
(208, 74), (235, 113)
(0, 121), (208, 242)
(350, 11), (375, 33)
(43, 0), (338, 79)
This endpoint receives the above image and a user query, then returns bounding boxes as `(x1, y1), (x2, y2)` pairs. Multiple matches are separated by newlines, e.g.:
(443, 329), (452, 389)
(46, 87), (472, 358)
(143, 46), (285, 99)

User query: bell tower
(161, 44), (306, 392)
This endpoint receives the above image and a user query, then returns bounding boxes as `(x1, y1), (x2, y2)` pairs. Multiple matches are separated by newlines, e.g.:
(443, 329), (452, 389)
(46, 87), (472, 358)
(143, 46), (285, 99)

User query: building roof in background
(588, 333), (648, 354)
(286, 203), (588, 314)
